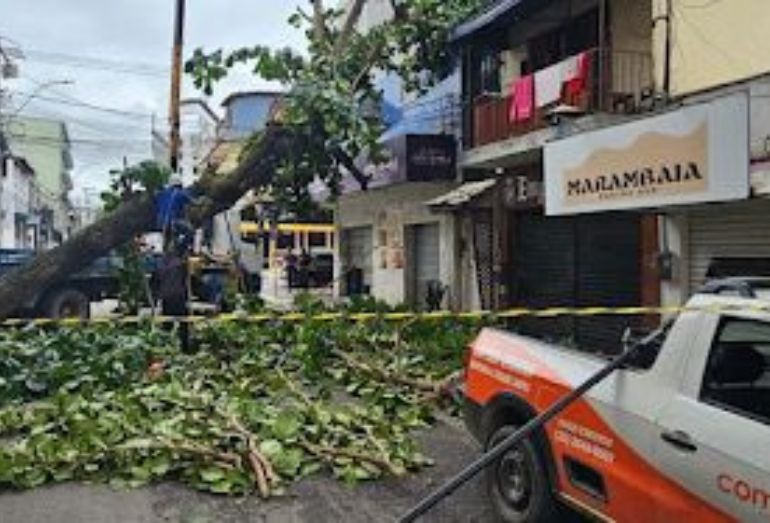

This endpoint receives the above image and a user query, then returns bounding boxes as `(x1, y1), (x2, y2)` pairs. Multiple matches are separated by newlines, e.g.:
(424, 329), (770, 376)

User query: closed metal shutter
(343, 226), (373, 292)
(413, 223), (441, 309)
(511, 214), (577, 345)
(688, 199), (770, 293)
(576, 214), (641, 353)
(511, 213), (641, 352)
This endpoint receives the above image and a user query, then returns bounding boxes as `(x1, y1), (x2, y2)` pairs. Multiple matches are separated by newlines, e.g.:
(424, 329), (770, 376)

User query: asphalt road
(0, 416), (585, 523)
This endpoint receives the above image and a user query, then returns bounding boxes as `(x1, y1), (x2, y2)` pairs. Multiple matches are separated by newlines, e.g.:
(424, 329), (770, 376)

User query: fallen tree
(0, 0), (482, 319)
(0, 126), (295, 319)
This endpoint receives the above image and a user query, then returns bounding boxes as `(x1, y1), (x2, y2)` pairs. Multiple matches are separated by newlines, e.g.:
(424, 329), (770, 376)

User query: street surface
(0, 416), (586, 523)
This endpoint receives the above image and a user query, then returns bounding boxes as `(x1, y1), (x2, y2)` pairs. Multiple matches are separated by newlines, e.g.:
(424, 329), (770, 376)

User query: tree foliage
(185, 0), (482, 212)
(0, 312), (483, 494)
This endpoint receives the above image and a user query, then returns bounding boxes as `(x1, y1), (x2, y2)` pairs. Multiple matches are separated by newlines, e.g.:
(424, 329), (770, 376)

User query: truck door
(654, 315), (770, 522)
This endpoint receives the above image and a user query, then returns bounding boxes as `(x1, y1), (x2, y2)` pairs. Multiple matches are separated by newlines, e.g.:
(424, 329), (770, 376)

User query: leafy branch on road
(0, 311), (485, 495)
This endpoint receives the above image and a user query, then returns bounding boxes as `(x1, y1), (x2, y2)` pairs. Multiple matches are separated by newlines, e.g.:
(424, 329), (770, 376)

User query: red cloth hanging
(562, 51), (592, 103)
(508, 74), (535, 123)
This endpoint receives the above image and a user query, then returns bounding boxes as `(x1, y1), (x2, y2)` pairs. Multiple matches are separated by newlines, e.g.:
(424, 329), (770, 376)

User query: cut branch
(299, 438), (405, 476)
(332, 348), (457, 396)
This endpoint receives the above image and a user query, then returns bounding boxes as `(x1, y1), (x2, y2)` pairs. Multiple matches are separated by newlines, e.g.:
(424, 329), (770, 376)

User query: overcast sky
(0, 0), (306, 202)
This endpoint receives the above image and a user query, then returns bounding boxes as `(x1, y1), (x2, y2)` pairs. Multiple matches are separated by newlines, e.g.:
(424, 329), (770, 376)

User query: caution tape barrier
(2, 303), (770, 328)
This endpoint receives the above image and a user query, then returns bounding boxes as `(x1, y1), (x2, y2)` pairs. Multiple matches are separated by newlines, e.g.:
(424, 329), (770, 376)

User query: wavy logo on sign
(563, 123), (708, 206)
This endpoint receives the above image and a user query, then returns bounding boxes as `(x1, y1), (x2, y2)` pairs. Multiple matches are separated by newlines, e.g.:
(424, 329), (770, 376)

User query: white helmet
(169, 174), (183, 186)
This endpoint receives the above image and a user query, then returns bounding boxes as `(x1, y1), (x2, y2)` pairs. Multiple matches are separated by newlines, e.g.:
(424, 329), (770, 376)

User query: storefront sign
(502, 174), (544, 209)
(406, 134), (457, 182)
(544, 93), (749, 215)
(342, 134), (456, 193)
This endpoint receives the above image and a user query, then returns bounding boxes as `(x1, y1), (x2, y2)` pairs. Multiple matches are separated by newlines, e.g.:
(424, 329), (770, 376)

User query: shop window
(701, 319), (770, 425)
(276, 233), (294, 250)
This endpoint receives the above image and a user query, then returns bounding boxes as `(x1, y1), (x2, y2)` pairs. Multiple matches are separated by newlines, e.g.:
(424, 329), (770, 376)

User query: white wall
(336, 182), (459, 307)
(0, 158), (34, 249)
(179, 103), (219, 186)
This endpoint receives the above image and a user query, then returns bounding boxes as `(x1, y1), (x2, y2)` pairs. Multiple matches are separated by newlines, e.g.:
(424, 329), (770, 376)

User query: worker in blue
(154, 174), (196, 352)
(155, 174), (195, 252)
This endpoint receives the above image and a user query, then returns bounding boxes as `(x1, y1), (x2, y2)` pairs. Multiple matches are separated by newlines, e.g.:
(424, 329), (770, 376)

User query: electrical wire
(15, 48), (168, 78)
(9, 91), (155, 120)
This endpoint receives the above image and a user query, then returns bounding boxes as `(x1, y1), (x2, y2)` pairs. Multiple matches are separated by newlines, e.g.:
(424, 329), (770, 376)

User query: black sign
(405, 134), (457, 182)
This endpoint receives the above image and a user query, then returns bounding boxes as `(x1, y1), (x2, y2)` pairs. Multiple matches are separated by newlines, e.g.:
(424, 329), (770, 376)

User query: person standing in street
(156, 245), (192, 353)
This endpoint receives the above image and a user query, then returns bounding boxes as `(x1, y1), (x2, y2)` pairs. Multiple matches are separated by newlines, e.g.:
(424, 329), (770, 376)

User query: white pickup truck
(463, 278), (770, 523)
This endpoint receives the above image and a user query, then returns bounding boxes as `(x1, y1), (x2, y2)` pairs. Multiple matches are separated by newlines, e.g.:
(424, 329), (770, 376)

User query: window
(624, 322), (672, 371)
(701, 318), (770, 425)
(276, 233), (294, 250)
(308, 232), (327, 248)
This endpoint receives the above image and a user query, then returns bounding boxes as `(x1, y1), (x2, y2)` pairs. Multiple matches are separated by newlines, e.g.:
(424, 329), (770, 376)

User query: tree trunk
(0, 125), (296, 320)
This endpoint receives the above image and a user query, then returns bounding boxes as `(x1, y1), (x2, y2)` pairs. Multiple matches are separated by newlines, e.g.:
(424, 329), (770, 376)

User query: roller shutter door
(511, 212), (641, 352)
(688, 200), (770, 293)
(575, 214), (641, 353)
(511, 214), (578, 345)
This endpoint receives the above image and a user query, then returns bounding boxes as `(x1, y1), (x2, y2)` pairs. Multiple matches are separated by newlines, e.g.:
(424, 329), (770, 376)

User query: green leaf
(199, 467), (226, 483)
(259, 439), (283, 458)
(272, 410), (302, 440)
(272, 448), (303, 478)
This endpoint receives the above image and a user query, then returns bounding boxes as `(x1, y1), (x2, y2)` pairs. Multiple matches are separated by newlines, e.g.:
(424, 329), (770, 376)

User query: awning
(425, 179), (497, 211)
(451, 0), (523, 42)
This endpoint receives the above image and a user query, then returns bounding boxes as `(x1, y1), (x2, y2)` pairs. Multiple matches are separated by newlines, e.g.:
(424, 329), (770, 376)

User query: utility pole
(168, 0), (186, 173)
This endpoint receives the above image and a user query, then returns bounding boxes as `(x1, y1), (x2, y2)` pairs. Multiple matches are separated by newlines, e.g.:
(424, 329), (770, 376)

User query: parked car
(463, 277), (770, 522)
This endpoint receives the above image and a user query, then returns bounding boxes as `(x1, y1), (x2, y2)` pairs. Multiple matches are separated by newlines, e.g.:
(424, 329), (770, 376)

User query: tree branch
(335, 0), (367, 55)
(331, 147), (370, 191)
(388, 0), (407, 22)
(310, 0), (328, 43)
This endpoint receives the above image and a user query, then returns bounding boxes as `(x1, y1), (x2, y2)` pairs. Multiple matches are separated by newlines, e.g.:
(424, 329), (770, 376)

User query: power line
(7, 90), (154, 120)
(18, 48), (168, 78)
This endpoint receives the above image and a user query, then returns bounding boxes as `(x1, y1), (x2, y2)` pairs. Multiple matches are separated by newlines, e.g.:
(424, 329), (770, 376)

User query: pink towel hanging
(508, 74), (534, 123)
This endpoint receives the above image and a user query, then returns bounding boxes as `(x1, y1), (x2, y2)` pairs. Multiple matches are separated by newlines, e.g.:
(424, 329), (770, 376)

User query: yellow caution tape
(3, 303), (770, 329)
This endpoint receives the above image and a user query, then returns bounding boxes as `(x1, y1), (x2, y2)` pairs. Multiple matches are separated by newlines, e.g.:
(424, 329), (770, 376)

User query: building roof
(220, 90), (284, 108)
(181, 98), (220, 123)
(451, 0), (546, 42)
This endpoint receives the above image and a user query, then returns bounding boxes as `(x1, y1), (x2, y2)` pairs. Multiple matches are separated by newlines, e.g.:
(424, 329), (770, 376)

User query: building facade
(0, 151), (37, 249)
(443, 0), (770, 352)
(332, 0), (465, 310)
(179, 99), (219, 186)
(5, 117), (74, 248)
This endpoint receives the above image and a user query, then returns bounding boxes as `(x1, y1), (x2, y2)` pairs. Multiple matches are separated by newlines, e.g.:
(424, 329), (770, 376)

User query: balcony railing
(469, 48), (653, 149)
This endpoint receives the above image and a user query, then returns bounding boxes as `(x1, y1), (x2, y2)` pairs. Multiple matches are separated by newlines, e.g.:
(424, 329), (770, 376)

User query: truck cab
(463, 278), (770, 522)
(0, 249), (123, 319)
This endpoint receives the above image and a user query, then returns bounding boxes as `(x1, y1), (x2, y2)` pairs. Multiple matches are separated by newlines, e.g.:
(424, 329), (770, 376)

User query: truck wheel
(486, 425), (557, 523)
(42, 289), (90, 319)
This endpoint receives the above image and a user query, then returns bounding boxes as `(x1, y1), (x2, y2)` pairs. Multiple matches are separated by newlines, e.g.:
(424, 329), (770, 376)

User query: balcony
(469, 48), (653, 149)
